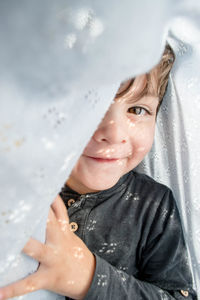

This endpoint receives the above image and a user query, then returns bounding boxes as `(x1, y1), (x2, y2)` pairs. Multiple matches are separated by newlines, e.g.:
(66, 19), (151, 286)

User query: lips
(87, 156), (119, 160)
(84, 155), (121, 163)
(92, 157), (118, 161)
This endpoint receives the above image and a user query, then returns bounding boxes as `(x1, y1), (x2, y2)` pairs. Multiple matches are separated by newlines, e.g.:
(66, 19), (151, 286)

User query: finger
(46, 208), (59, 242)
(22, 238), (51, 265)
(47, 207), (57, 224)
(0, 272), (44, 300)
(51, 195), (69, 224)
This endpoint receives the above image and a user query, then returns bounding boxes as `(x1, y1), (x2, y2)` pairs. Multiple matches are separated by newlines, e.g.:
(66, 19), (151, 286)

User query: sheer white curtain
(137, 18), (200, 295)
(0, 1), (200, 298)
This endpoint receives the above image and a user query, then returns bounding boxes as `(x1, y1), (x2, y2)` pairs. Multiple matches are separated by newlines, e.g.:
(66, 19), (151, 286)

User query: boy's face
(67, 75), (159, 194)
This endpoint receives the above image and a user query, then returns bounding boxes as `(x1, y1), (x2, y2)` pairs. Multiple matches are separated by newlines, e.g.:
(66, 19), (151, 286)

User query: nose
(92, 107), (128, 144)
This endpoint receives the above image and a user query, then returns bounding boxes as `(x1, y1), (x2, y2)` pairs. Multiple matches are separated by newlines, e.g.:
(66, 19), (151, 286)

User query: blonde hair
(116, 44), (175, 112)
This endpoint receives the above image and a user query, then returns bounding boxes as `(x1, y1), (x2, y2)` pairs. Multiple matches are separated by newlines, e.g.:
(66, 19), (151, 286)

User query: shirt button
(70, 222), (78, 232)
(68, 198), (75, 207)
(180, 290), (189, 297)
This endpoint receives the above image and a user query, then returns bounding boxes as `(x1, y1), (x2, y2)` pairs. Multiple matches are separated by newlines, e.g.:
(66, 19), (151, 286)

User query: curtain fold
(0, 1), (200, 298)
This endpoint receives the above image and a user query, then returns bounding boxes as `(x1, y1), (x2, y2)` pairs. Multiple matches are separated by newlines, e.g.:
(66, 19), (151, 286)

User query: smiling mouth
(85, 156), (120, 163)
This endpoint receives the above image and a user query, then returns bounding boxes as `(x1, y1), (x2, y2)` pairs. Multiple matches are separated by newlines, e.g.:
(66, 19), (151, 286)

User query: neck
(66, 176), (99, 195)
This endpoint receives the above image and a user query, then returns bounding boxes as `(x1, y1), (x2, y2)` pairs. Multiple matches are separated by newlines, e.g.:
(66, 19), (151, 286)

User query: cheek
(71, 157), (84, 175)
(130, 125), (155, 156)
(134, 142), (152, 157)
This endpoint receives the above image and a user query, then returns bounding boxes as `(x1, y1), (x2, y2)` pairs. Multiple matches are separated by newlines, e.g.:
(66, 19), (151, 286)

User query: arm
(0, 193), (196, 299)
(84, 190), (197, 300)
(0, 196), (96, 300)
(84, 254), (196, 300)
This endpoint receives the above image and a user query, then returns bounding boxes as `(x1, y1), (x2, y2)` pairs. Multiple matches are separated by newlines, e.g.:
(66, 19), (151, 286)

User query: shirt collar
(60, 171), (133, 201)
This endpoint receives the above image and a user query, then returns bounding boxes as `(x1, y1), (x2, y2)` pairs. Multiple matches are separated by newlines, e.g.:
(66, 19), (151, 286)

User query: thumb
(51, 195), (69, 224)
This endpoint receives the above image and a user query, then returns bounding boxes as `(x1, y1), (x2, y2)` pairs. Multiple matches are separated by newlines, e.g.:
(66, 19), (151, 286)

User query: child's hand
(0, 196), (96, 300)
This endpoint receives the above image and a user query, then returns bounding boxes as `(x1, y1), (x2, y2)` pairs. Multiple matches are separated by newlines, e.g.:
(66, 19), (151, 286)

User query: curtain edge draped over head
(0, 1), (200, 298)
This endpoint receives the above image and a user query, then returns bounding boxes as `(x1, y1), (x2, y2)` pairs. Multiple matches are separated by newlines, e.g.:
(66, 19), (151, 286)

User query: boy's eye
(128, 106), (149, 116)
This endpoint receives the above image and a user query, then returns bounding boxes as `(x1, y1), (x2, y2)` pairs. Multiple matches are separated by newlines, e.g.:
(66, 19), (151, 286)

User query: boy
(0, 45), (197, 299)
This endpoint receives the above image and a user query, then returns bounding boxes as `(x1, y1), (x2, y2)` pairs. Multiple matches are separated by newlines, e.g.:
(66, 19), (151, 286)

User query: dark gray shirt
(60, 171), (197, 299)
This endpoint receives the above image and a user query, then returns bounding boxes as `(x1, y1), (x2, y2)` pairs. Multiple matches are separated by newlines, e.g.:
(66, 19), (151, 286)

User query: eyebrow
(125, 92), (158, 105)
(125, 91), (147, 104)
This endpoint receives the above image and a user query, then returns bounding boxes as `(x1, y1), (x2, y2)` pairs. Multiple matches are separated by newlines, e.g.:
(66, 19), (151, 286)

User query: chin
(84, 176), (120, 192)
(71, 160), (126, 193)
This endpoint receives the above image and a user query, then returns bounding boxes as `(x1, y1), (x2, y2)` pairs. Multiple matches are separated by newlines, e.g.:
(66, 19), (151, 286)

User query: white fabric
(137, 18), (200, 295)
(0, 0), (200, 298)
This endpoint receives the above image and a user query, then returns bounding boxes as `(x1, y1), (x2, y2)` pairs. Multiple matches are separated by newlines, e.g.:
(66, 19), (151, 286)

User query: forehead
(115, 74), (158, 104)
(117, 76), (146, 96)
